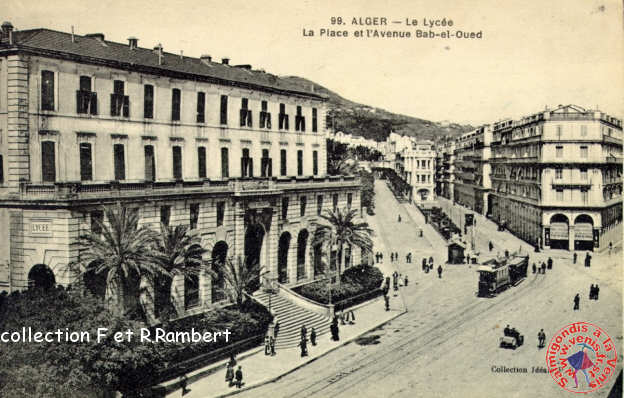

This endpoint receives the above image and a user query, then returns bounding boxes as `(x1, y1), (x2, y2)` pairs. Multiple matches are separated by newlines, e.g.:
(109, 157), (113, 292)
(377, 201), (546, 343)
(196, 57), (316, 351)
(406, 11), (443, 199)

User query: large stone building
(453, 125), (493, 215)
(401, 140), (436, 204)
(489, 105), (622, 251)
(0, 23), (363, 315)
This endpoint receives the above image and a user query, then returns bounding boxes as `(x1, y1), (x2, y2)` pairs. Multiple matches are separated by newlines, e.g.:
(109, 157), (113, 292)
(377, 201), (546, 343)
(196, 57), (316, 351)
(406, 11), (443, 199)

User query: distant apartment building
(402, 141), (436, 203)
(0, 23), (364, 311)
(435, 141), (456, 201)
(453, 125), (492, 215)
(489, 105), (622, 251)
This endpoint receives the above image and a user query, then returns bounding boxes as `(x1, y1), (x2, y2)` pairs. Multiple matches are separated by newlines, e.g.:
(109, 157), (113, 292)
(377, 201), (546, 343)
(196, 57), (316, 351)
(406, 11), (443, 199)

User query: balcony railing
(12, 175), (360, 202)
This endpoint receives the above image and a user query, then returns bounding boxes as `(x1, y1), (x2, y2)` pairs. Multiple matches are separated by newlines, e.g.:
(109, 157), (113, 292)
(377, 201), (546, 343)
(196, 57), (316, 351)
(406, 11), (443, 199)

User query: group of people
(374, 251), (384, 263)
(389, 252), (401, 262)
(298, 324), (317, 357)
(224, 354), (244, 389)
(589, 284), (600, 300)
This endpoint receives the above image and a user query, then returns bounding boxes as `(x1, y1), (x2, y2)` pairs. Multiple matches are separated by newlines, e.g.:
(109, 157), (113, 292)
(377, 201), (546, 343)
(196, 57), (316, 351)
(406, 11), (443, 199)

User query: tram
(476, 252), (529, 297)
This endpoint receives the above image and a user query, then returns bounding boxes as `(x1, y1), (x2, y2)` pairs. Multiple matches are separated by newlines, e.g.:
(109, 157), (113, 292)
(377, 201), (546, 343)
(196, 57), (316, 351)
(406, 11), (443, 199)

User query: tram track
(286, 272), (547, 398)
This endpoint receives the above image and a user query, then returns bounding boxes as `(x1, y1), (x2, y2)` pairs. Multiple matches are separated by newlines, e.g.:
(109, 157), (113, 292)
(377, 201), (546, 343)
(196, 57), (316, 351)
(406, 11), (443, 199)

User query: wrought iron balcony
(8, 175), (360, 202)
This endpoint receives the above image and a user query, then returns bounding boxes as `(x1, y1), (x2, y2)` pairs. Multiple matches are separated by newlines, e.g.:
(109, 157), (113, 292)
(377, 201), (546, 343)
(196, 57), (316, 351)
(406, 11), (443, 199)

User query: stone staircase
(253, 290), (331, 349)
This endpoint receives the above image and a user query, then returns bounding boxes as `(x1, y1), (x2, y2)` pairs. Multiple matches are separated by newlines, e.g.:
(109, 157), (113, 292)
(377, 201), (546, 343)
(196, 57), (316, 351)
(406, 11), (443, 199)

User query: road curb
(211, 306), (408, 398)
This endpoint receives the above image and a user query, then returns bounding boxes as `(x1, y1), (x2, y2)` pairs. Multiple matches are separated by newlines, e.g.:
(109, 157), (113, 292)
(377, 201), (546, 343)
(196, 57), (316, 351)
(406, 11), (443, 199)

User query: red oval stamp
(546, 322), (617, 393)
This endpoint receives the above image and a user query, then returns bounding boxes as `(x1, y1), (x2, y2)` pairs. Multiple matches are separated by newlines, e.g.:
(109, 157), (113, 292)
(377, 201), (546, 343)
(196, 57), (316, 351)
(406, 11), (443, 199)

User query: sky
(4, 0), (623, 125)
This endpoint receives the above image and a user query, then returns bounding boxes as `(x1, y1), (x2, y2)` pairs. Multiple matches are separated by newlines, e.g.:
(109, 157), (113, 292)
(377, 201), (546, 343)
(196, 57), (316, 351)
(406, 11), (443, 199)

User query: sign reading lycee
(30, 220), (53, 237)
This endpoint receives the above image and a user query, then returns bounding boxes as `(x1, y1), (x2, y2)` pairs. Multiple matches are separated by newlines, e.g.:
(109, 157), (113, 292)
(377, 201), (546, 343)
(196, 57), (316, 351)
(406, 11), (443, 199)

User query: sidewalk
(164, 294), (406, 398)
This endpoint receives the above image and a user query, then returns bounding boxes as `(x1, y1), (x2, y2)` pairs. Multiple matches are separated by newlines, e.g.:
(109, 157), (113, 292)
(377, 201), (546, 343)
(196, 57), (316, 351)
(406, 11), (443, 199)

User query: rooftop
(0, 25), (324, 100)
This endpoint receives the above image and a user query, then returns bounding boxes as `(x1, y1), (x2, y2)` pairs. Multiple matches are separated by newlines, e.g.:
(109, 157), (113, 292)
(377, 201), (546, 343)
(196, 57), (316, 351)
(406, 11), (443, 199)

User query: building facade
(0, 23), (364, 315)
(435, 140), (455, 201)
(402, 141), (436, 203)
(489, 105), (622, 251)
(453, 125), (492, 215)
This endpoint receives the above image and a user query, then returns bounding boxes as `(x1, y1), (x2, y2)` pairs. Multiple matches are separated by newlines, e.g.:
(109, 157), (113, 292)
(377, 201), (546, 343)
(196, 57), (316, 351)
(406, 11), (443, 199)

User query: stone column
(568, 225), (575, 251)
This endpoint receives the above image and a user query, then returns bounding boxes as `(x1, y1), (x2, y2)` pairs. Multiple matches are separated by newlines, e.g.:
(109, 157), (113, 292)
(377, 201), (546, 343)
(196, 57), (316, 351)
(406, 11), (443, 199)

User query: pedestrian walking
(299, 336), (308, 357)
(398, 215), (401, 223)
(384, 294), (390, 311)
(310, 327), (317, 346)
(264, 334), (271, 355)
(422, 258), (427, 269)
(538, 329), (546, 349)
(609, 241), (613, 256)
(225, 363), (234, 386)
(379, 252), (383, 263)
(573, 293), (580, 311)
(404, 275), (409, 286)
(541, 262), (546, 274)
(330, 319), (340, 341)
(228, 353), (237, 368)
(345, 309), (355, 324)
(584, 253), (591, 268)
(437, 265), (443, 279)
(589, 284), (595, 300)
(532, 263), (536, 274)
(274, 321), (280, 338)
(595, 284), (600, 301)
(547, 257), (553, 270)
(429, 256), (434, 266)
(234, 366), (243, 388)
(488, 241), (493, 252)
(180, 374), (189, 394)
(300, 324), (307, 341)
(573, 252), (577, 264)
(466, 253), (470, 264)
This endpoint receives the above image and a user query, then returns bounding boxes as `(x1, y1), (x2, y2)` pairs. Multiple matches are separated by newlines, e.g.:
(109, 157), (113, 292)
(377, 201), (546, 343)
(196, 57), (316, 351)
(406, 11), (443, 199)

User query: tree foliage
(0, 287), (163, 397)
(312, 208), (373, 284)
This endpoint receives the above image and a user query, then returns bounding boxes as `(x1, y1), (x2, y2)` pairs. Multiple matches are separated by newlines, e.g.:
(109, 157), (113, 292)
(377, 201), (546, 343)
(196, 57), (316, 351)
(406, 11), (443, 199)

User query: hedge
(294, 264), (384, 306)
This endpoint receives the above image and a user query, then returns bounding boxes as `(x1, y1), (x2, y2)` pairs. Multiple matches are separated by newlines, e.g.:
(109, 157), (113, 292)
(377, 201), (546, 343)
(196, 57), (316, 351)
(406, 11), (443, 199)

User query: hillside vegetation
(282, 76), (474, 142)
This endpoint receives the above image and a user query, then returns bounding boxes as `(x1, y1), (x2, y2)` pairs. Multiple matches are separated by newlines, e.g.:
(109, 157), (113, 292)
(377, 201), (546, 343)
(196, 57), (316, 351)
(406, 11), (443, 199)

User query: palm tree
(71, 203), (167, 319)
(217, 255), (263, 308)
(312, 208), (373, 285)
(152, 224), (208, 319)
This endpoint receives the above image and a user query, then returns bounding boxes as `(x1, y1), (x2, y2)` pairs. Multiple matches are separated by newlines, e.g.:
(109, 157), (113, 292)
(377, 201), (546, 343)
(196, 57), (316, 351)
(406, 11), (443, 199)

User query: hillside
(281, 76), (474, 142)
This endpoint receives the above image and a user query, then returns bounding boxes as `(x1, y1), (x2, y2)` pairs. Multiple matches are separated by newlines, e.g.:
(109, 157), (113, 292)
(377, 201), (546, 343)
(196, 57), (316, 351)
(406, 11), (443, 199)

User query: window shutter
(249, 158), (254, 177)
(267, 113), (272, 129)
(110, 94), (117, 116)
(285, 115), (289, 130)
(247, 110), (252, 127)
(90, 92), (98, 115)
(268, 159), (272, 177)
(240, 109), (246, 127)
(122, 96), (130, 117)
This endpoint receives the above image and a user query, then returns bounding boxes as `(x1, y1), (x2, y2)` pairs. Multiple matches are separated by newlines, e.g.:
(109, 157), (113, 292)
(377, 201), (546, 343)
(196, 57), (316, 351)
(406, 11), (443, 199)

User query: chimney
(85, 33), (105, 41)
(1, 21), (14, 45)
(221, 57), (229, 65)
(200, 54), (212, 63)
(153, 43), (163, 65)
(128, 36), (138, 50)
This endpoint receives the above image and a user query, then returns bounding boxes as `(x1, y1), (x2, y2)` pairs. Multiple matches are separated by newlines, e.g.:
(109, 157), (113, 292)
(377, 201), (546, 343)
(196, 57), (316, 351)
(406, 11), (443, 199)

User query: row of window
(280, 192), (353, 220)
(90, 193), (352, 238)
(40, 140), (319, 182)
(41, 71), (319, 131)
